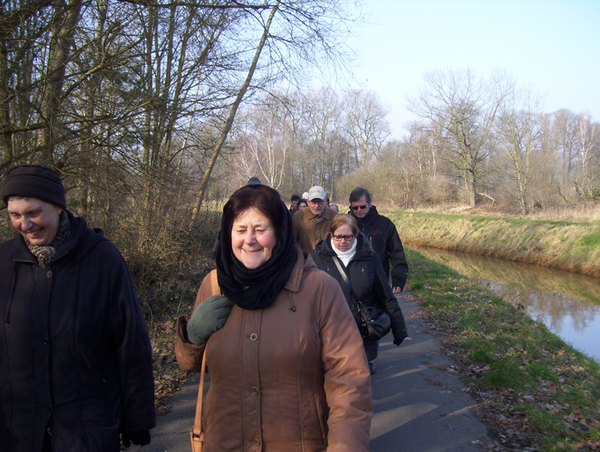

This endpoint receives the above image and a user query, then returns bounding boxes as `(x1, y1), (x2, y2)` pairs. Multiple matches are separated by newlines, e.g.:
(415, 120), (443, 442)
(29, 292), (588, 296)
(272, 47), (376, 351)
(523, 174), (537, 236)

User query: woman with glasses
(311, 215), (407, 374)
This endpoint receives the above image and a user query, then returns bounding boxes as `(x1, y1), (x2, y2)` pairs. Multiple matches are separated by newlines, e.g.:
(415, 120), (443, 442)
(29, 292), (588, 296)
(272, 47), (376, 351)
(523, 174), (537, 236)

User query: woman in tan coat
(175, 182), (372, 452)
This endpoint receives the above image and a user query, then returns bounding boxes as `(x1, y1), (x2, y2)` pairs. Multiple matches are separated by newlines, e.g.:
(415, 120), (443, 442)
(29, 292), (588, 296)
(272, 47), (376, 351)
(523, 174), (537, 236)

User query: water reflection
(409, 245), (600, 362)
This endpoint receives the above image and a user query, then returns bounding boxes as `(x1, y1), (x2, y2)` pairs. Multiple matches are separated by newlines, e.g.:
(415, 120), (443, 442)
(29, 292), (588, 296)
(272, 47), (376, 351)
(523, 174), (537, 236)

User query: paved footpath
(140, 289), (495, 452)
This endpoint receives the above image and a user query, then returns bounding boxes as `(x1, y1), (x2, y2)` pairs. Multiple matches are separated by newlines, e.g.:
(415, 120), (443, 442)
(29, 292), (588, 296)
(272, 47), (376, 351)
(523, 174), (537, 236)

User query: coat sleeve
(315, 272), (373, 452)
(371, 255), (407, 345)
(174, 270), (218, 373)
(386, 219), (409, 289)
(111, 250), (156, 432)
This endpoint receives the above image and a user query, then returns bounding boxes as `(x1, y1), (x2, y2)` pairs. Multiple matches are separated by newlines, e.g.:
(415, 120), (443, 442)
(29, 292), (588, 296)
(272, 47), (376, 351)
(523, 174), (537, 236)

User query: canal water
(408, 245), (600, 363)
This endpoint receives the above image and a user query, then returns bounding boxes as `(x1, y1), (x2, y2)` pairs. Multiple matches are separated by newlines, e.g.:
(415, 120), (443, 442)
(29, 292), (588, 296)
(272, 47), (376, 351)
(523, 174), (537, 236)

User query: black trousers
(364, 339), (379, 362)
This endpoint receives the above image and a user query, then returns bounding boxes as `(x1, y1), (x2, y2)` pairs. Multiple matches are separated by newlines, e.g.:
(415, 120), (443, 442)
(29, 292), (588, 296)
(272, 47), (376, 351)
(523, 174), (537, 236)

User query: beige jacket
(175, 247), (372, 452)
(292, 206), (337, 252)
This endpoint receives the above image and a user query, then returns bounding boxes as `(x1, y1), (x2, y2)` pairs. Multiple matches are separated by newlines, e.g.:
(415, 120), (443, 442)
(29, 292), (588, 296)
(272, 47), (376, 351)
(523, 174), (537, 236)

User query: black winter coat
(310, 233), (407, 345)
(349, 206), (408, 289)
(0, 211), (155, 452)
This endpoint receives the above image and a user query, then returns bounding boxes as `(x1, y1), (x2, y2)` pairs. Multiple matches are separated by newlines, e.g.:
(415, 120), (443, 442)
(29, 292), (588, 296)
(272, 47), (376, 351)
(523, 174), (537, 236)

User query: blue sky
(344, 0), (600, 139)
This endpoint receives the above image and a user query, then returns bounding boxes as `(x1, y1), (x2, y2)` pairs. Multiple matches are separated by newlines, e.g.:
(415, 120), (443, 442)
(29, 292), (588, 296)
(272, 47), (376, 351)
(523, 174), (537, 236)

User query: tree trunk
(189, 0), (280, 227)
(37, 0), (83, 164)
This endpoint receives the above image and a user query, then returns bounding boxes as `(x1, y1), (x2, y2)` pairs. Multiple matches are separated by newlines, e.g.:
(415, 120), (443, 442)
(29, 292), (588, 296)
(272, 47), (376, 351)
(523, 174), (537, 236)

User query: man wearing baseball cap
(0, 165), (155, 452)
(292, 185), (337, 252)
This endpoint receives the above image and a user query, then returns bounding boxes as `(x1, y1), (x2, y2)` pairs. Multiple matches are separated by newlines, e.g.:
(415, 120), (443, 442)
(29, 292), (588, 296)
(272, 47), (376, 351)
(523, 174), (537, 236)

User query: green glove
(186, 294), (234, 346)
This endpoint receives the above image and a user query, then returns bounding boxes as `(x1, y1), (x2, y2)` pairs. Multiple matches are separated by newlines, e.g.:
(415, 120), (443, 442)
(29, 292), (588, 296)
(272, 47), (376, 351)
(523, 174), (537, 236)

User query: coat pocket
(314, 394), (329, 446)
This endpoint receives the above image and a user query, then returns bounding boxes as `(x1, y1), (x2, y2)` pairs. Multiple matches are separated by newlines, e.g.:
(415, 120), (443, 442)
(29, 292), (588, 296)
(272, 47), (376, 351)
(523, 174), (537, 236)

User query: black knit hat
(2, 165), (66, 208)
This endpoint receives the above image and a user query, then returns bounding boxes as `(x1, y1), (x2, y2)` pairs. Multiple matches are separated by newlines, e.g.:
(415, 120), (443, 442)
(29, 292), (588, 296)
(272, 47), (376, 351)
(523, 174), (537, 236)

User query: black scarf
(215, 199), (297, 310)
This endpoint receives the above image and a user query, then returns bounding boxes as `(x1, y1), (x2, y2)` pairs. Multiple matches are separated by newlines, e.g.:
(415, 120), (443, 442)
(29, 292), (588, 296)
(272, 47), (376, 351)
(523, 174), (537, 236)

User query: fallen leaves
(415, 294), (600, 451)
(151, 327), (190, 416)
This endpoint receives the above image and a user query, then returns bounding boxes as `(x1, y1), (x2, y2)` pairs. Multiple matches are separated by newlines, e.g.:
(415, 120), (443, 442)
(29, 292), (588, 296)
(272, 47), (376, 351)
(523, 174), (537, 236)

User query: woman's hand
(186, 295), (234, 346)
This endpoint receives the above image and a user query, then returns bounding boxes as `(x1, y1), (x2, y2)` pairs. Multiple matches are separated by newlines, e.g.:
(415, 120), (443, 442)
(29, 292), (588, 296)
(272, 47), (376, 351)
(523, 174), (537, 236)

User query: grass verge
(406, 247), (600, 451)
(385, 209), (600, 278)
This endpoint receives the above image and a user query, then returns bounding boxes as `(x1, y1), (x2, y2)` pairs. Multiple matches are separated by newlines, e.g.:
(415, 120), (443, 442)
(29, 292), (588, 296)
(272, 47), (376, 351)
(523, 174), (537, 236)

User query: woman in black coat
(311, 214), (407, 374)
(0, 165), (155, 452)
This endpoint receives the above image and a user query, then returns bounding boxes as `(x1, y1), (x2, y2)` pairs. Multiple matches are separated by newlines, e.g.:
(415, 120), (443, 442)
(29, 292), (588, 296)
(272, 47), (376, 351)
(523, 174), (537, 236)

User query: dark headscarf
(215, 184), (297, 310)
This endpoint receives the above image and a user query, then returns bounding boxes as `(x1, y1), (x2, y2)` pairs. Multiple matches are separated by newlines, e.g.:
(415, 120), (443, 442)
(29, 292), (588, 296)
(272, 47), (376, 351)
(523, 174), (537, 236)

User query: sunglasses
(351, 205), (368, 211)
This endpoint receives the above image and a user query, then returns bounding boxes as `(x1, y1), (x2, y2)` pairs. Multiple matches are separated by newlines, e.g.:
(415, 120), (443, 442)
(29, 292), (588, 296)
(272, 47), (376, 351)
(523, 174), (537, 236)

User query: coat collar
(304, 205), (336, 222)
(6, 210), (106, 264)
(350, 205), (379, 226)
(284, 244), (316, 293)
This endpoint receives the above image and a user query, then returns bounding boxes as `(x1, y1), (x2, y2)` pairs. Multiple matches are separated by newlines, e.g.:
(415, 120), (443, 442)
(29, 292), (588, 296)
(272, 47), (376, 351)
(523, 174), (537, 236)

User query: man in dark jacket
(349, 187), (408, 292)
(0, 165), (155, 452)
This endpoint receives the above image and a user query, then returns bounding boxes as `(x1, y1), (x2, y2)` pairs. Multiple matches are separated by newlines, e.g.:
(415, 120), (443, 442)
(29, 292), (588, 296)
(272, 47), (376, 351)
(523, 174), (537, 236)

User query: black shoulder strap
(332, 257), (374, 335)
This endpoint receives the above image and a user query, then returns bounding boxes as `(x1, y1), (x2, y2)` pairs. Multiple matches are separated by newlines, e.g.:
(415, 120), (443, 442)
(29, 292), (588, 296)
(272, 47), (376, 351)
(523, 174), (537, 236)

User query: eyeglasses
(351, 205), (368, 211)
(332, 234), (355, 242)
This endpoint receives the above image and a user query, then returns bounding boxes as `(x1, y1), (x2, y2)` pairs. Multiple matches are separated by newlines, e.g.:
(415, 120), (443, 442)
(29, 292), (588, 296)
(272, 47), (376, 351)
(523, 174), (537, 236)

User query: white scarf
(332, 238), (357, 267)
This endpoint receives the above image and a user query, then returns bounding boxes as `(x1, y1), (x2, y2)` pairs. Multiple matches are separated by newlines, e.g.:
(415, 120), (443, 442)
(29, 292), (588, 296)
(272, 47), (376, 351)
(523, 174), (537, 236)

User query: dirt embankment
(385, 210), (600, 279)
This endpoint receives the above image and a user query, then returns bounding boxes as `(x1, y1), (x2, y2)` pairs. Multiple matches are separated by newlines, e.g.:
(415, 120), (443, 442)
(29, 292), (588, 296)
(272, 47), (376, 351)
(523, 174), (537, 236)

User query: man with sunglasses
(292, 185), (337, 252)
(349, 187), (408, 293)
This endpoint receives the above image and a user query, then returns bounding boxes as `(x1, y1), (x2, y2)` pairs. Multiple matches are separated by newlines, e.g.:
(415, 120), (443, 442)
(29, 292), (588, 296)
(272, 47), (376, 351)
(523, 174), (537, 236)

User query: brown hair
(329, 214), (358, 236)
(349, 186), (372, 204)
(223, 184), (287, 242)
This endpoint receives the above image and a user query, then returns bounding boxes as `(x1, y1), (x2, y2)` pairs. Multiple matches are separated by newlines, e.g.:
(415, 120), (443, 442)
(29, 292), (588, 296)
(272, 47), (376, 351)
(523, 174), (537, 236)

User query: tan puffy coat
(175, 247), (372, 452)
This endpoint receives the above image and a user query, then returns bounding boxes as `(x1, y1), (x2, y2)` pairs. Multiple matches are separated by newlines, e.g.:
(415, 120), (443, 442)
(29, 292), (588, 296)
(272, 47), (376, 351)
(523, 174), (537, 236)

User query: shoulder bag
(190, 270), (219, 452)
(190, 350), (207, 452)
(332, 256), (391, 341)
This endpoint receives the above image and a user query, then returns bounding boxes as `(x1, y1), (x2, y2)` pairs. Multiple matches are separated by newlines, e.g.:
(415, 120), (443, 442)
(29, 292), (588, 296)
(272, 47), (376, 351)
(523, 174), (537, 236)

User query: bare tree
(189, 1), (281, 226)
(495, 89), (544, 215)
(189, 0), (360, 225)
(403, 122), (450, 180)
(1, 1), (79, 167)
(410, 69), (512, 206)
(234, 93), (296, 189)
(344, 89), (390, 168)
(36, 0), (84, 164)
(551, 109), (580, 189)
(299, 87), (344, 193)
(540, 109), (595, 206)
(132, 4), (238, 248)
(574, 114), (600, 202)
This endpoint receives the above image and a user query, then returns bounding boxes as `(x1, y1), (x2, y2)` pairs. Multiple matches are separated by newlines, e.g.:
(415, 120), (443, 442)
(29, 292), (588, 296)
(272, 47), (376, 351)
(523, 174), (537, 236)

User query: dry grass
(526, 205), (600, 223)
(385, 208), (600, 278)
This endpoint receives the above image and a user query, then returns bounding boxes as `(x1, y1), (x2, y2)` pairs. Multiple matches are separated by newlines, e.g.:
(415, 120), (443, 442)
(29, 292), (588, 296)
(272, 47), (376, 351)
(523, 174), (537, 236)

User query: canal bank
(409, 244), (600, 363)
(384, 209), (600, 278)
(405, 247), (600, 451)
